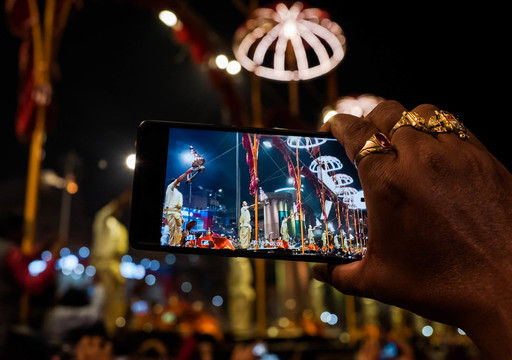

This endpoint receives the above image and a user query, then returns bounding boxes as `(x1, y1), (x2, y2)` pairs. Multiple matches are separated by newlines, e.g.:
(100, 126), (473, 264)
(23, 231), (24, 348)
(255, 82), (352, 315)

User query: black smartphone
(129, 120), (367, 263)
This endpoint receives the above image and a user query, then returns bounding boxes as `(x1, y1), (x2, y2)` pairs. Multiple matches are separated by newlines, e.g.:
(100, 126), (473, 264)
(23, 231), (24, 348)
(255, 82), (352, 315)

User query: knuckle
(368, 100), (403, 116)
(413, 103), (438, 113)
(345, 118), (371, 137)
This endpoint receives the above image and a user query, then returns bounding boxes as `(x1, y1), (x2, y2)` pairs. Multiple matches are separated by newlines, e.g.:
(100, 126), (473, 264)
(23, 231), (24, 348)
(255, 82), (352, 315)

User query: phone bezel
(129, 120), (364, 264)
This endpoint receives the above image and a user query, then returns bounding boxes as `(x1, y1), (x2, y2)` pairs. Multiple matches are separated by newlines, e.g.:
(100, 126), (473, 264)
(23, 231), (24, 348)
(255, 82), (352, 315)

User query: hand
(313, 100), (512, 359)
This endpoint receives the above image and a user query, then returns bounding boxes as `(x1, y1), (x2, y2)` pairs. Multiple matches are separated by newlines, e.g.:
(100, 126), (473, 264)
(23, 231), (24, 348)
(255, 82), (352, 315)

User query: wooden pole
(322, 191), (329, 247)
(286, 43), (299, 116)
(327, 69), (338, 106)
(22, 0), (47, 254)
(20, 0), (57, 324)
(345, 295), (357, 346)
(295, 146), (305, 254)
(353, 210), (360, 252)
(255, 258), (266, 336)
(248, 0), (265, 335)
(249, 0), (265, 337)
(252, 134), (266, 336)
(251, 74), (262, 127)
(345, 207), (352, 252)
(337, 201), (345, 251)
(289, 80), (299, 116)
(253, 134), (259, 249)
(22, 109), (46, 255)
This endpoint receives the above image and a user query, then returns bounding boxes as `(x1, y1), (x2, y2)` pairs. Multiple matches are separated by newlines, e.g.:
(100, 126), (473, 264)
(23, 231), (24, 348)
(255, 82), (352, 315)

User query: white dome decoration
(233, 2), (346, 81)
(308, 156), (343, 173)
(332, 173), (354, 193)
(286, 136), (328, 149)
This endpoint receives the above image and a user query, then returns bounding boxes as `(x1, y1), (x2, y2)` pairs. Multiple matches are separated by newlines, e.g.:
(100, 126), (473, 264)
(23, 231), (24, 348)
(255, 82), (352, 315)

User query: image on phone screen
(158, 126), (367, 261)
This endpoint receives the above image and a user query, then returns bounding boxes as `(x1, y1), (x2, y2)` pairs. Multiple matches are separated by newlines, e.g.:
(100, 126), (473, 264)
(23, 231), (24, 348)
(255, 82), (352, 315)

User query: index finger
(321, 113), (380, 164)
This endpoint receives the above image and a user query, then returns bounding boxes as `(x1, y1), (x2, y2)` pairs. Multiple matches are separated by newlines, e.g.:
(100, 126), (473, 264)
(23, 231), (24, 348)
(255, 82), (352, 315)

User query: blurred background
(0, 1), (507, 359)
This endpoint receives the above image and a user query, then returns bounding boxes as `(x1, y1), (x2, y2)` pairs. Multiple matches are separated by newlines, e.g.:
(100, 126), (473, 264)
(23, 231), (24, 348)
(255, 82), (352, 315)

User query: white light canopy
(233, 2), (346, 81)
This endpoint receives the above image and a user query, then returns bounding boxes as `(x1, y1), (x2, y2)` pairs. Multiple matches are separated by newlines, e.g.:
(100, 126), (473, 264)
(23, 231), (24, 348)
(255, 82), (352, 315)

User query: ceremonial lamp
(233, 2), (346, 81)
(233, 1), (346, 120)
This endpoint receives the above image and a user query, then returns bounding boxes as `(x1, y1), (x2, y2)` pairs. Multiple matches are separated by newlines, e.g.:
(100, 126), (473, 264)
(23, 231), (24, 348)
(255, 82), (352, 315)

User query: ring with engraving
(354, 132), (394, 168)
(389, 111), (430, 138)
(428, 110), (469, 140)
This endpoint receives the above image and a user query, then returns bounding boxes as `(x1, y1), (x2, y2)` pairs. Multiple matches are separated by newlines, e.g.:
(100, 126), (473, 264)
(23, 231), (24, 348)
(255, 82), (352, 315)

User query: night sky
(0, 1), (507, 247)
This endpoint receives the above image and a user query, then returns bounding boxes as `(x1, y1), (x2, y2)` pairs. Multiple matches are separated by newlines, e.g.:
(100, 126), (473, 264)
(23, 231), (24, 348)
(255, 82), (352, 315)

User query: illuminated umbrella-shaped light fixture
(308, 155), (343, 173)
(285, 136), (327, 149)
(233, 1), (346, 81)
(332, 173), (354, 190)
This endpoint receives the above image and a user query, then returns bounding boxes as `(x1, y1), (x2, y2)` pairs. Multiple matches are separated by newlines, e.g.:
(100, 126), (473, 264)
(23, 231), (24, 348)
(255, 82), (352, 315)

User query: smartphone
(129, 120), (367, 263)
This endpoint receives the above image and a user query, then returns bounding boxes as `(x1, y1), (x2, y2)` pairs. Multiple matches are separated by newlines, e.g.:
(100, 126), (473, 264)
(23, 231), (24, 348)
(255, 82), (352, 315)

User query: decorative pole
(294, 145), (305, 254)
(345, 207), (353, 252)
(252, 133), (259, 249)
(336, 201), (344, 251)
(252, 134), (267, 337)
(22, 0), (56, 254)
(317, 167), (330, 247)
(19, 0), (57, 325)
(352, 209), (361, 252)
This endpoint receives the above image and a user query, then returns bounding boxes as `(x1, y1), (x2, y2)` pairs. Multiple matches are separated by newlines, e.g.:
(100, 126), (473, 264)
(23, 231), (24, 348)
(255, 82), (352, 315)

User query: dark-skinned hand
(313, 100), (512, 359)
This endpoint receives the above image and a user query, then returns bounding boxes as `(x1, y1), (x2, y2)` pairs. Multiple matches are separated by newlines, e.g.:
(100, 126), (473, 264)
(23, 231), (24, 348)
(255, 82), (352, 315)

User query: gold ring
(389, 111), (430, 138)
(354, 132), (394, 168)
(427, 110), (469, 140)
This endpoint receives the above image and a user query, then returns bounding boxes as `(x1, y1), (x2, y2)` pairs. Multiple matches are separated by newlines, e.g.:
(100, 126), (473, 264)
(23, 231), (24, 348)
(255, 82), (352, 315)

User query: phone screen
(130, 121), (367, 263)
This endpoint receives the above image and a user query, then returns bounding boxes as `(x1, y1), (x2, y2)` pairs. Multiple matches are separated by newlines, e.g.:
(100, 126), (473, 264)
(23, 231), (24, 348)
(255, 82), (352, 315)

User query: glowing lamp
(233, 2), (346, 81)
(335, 94), (384, 117)
(286, 136), (328, 149)
(126, 154), (136, 170)
(159, 10), (178, 27)
(215, 54), (229, 69)
(308, 155), (343, 173)
(332, 173), (354, 188)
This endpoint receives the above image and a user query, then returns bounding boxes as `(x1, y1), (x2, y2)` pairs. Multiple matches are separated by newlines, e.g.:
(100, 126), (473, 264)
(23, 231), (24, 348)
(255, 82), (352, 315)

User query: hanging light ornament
(233, 2), (346, 81)
(285, 136), (328, 149)
(338, 187), (358, 203)
(308, 155), (343, 173)
(332, 173), (354, 190)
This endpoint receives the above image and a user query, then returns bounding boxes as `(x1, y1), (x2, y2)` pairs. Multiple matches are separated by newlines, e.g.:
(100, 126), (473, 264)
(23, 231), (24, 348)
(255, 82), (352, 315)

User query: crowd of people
(1, 100), (510, 359)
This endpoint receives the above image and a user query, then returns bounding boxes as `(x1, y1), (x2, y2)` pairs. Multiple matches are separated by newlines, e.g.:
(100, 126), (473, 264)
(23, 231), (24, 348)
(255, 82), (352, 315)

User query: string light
(215, 54), (229, 69)
(226, 60), (242, 75)
(159, 10), (178, 27)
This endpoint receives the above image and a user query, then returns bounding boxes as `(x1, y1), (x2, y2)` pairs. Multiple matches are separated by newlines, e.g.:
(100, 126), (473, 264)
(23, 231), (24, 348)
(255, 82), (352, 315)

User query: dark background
(1, 1), (508, 244)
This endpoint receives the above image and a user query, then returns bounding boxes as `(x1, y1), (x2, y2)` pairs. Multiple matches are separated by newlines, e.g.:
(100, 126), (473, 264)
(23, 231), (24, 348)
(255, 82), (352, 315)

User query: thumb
(312, 260), (369, 298)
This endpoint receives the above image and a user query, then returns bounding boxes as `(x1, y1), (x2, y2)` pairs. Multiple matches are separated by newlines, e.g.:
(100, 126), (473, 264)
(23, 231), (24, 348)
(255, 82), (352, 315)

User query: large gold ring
(354, 132), (394, 168)
(427, 110), (469, 140)
(389, 111), (430, 138)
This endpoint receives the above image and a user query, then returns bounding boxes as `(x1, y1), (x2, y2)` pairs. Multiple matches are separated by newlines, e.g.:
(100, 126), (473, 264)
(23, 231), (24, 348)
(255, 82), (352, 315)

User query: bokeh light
(159, 10), (178, 27)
